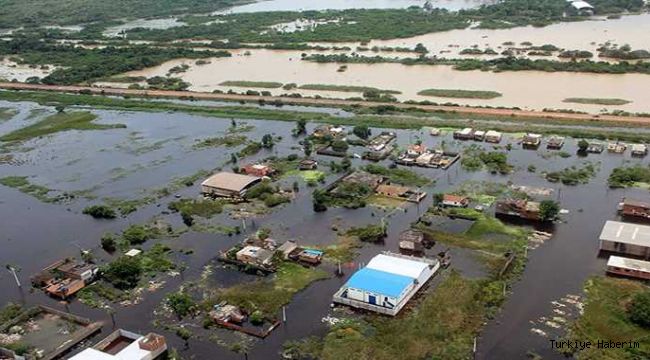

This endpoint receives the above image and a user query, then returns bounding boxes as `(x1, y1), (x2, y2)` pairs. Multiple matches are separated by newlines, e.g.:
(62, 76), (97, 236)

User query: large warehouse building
(599, 220), (650, 258)
(333, 252), (439, 316)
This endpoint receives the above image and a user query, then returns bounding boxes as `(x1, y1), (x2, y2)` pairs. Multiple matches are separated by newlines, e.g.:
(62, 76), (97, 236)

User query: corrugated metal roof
(201, 172), (261, 192)
(366, 254), (429, 279)
(599, 220), (650, 247)
(608, 255), (650, 272)
(345, 268), (413, 298)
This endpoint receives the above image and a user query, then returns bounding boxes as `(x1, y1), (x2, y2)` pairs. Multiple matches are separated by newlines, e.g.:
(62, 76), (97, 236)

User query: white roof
(459, 128), (473, 134)
(474, 130), (486, 136)
(485, 130), (501, 137)
(599, 220), (650, 247)
(125, 249), (142, 257)
(608, 255), (650, 273)
(366, 254), (429, 279)
(69, 337), (152, 360)
(632, 144), (647, 151)
(571, 1), (594, 9)
(201, 172), (260, 192)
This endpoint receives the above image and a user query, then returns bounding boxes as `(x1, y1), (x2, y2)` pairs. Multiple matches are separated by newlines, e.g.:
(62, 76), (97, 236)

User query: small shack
(236, 246), (274, 267)
(298, 159), (318, 170)
(599, 220), (650, 258)
(375, 184), (426, 203)
(607, 142), (626, 154)
(453, 128), (474, 140)
(241, 164), (275, 177)
(441, 194), (469, 208)
(201, 172), (262, 198)
(522, 133), (542, 148)
(606, 255), (650, 281)
(547, 136), (565, 150)
(495, 199), (541, 221)
(485, 130), (502, 143)
(619, 198), (650, 220)
(631, 144), (648, 157)
(398, 229), (425, 252)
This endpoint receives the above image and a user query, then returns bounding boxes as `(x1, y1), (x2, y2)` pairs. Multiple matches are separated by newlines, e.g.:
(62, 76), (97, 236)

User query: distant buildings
(485, 130), (502, 143)
(333, 252), (439, 316)
(201, 172), (262, 198)
(599, 220), (650, 258)
(30, 259), (98, 300)
(69, 329), (167, 360)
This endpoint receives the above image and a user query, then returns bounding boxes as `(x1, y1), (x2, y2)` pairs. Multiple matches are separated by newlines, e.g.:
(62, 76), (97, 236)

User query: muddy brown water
(126, 46), (650, 113)
(1, 100), (649, 358)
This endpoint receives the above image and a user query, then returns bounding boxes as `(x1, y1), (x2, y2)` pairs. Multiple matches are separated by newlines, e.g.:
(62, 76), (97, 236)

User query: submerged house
(586, 142), (605, 154)
(398, 229), (426, 252)
(453, 128), (474, 140)
(241, 163), (275, 177)
(236, 246), (274, 267)
(332, 252), (440, 316)
(607, 255), (650, 281)
(522, 133), (542, 148)
(599, 220), (650, 258)
(201, 172), (262, 198)
(375, 184), (427, 203)
(69, 329), (167, 360)
(619, 198), (650, 220)
(607, 142), (626, 154)
(31, 259), (98, 300)
(485, 130), (502, 143)
(546, 136), (565, 150)
(495, 199), (541, 221)
(631, 144), (648, 157)
(298, 159), (318, 170)
(441, 194), (469, 208)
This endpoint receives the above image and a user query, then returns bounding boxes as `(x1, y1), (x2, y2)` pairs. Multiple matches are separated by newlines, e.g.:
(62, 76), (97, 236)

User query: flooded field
(124, 48), (650, 113)
(216, 0), (495, 14)
(0, 97), (648, 358)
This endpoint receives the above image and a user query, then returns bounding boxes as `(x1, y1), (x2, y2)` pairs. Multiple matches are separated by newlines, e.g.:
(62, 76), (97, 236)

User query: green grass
(563, 277), (650, 359)
(0, 111), (125, 142)
(193, 134), (247, 149)
(212, 262), (328, 318)
(364, 163), (430, 187)
(608, 165), (650, 188)
(298, 84), (401, 94)
(168, 198), (224, 218)
(220, 81), (284, 89)
(417, 88), (502, 99)
(0, 176), (60, 203)
(563, 97), (632, 106)
(0, 107), (18, 122)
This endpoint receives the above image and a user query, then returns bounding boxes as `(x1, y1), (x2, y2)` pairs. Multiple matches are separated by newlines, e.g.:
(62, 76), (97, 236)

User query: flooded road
(126, 48), (650, 113)
(1, 99), (649, 358)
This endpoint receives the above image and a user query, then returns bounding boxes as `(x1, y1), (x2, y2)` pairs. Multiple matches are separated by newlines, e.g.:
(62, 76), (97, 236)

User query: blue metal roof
(303, 249), (323, 256)
(345, 268), (413, 298)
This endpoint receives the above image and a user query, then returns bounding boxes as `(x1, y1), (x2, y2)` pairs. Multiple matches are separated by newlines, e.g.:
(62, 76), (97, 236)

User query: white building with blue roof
(333, 252), (439, 316)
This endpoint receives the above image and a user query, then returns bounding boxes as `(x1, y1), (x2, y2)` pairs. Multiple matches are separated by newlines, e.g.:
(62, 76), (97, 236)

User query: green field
(298, 84), (401, 94)
(417, 88), (503, 99)
(0, 111), (125, 142)
(563, 97), (632, 106)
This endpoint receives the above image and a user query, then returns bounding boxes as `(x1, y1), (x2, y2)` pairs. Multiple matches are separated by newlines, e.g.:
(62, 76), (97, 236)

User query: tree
(353, 125), (371, 140)
(577, 139), (589, 153)
(629, 291), (650, 328)
(167, 292), (195, 319)
(82, 205), (116, 219)
(230, 118), (237, 128)
(293, 119), (307, 136)
(122, 224), (152, 245)
(331, 140), (349, 153)
(101, 233), (116, 252)
(303, 140), (313, 157)
(341, 156), (352, 171)
(55, 105), (66, 113)
(261, 134), (275, 148)
(539, 200), (560, 222)
(414, 43), (429, 54)
(102, 256), (142, 289)
(312, 189), (328, 212)
(230, 153), (238, 164)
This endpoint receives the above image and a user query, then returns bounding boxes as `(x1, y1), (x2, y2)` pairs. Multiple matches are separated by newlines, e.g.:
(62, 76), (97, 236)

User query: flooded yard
(0, 98), (649, 359)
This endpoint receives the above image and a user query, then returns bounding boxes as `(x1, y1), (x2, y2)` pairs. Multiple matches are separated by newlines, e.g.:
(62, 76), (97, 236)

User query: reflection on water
(217, 0), (494, 14)
(126, 48), (650, 113)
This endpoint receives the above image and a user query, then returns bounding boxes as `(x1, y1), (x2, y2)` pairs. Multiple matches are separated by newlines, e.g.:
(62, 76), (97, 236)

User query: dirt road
(1, 82), (648, 125)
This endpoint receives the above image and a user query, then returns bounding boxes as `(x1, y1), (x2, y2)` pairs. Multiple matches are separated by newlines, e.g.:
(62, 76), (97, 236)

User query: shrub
(167, 292), (196, 319)
(102, 256), (142, 289)
(101, 233), (116, 252)
(122, 224), (153, 245)
(82, 205), (116, 219)
(629, 291), (650, 328)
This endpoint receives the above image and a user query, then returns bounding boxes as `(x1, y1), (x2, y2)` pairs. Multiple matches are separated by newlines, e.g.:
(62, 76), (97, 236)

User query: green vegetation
(313, 182), (373, 210)
(346, 223), (386, 243)
(0, 111), (124, 143)
(562, 277), (650, 359)
(101, 243), (175, 290)
(299, 84), (401, 94)
(418, 89), (502, 99)
(364, 164), (430, 186)
(238, 141), (263, 157)
(0, 303), (22, 323)
(608, 165), (650, 188)
(629, 291), (650, 328)
(0, 108), (18, 122)
(545, 162), (598, 185)
(146, 76), (190, 91)
(168, 198), (224, 226)
(122, 223), (160, 245)
(193, 134), (247, 149)
(0, 39), (229, 85)
(0, 176), (61, 203)
(210, 262), (328, 318)
(563, 98), (631, 106)
(82, 205), (117, 219)
(220, 81), (284, 89)
(462, 146), (513, 174)
(599, 44), (650, 60)
(167, 291), (197, 319)
(539, 200), (560, 222)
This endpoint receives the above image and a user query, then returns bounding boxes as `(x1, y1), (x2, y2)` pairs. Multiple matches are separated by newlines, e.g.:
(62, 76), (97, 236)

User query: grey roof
(608, 255), (650, 273)
(201, 172), (260, 192)
(599, 220), (650, 247)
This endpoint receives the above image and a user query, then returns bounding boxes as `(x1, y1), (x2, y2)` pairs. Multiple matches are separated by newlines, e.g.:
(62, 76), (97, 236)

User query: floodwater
(366, 13), (650, 59)
(0, 59), (54, 82)
(103, 18), (188, 38)
(216, 0), (495, 14)
(125, 48), (650, 113)
(0, 98), (649, 358)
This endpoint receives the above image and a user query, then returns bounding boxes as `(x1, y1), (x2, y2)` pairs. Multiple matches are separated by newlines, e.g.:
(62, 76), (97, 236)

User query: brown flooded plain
(126, 48), (650, 113)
